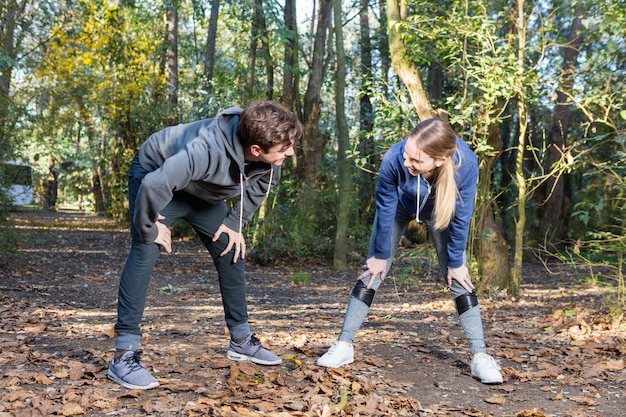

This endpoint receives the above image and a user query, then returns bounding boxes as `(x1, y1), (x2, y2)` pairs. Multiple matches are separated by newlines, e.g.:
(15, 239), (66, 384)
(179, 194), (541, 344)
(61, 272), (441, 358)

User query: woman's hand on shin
(358, 257), (388, 288)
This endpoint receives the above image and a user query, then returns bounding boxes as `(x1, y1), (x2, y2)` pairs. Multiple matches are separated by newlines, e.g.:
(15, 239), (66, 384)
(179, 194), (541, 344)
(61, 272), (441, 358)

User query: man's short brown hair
(237, 100), (303, 152)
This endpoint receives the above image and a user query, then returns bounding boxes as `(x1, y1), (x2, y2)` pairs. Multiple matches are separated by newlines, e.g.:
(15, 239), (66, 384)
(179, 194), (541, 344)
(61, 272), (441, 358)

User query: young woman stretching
(317, 118), (503, 384)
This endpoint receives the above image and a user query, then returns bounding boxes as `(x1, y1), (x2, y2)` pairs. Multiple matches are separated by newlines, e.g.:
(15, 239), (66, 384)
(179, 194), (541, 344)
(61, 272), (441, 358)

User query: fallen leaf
(34, 374), (53, 385)
(568, 395), (598, 406)
(61, 402), (84, 416)
(515, 409), (547, 417)
(485, 396), (506, 405)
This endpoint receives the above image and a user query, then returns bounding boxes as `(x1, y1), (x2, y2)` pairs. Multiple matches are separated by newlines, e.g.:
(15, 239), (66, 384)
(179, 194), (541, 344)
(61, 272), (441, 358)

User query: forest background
(0, 0), (624, 311)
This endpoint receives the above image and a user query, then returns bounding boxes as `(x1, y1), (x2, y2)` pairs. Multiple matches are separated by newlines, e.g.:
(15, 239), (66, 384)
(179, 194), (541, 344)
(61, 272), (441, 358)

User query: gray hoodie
(134, 107), (279, 244)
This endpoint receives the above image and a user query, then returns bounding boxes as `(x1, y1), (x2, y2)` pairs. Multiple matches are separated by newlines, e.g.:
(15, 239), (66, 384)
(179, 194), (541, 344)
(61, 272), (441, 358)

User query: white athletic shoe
(471, 352), (503, 384)
(316, 341), (354, 368)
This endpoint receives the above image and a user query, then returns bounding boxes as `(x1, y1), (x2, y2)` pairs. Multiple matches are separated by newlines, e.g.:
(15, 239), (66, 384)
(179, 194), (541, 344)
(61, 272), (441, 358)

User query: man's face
(257, 142), (295, 166)
(402, 138), (444, 176)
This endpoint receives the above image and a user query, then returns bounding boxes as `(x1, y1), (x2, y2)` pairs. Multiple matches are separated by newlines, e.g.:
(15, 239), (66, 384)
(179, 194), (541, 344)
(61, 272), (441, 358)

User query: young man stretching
(108, 100), (302, 390)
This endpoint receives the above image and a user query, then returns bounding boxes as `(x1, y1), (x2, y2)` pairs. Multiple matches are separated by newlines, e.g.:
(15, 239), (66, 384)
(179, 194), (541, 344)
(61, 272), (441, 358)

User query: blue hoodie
(372, 137), (478, 269)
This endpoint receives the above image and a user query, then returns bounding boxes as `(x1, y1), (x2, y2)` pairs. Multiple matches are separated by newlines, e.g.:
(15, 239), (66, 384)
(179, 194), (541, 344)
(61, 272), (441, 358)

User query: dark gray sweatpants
(114, 155), (250, 351)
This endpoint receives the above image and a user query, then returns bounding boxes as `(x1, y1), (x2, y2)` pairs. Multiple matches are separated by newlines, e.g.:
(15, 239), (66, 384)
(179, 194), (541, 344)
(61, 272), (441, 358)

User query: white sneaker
(471, 352), (503, 384)
(316, 341), (354, 368)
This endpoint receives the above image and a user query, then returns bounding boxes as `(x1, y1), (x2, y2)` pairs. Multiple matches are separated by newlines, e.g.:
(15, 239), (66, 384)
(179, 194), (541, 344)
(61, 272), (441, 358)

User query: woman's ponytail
(407, 118), (460, 230)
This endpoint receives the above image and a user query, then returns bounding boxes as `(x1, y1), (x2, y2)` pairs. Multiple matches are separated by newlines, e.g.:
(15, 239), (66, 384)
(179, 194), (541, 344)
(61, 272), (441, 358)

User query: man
(108, 100), (302, 390)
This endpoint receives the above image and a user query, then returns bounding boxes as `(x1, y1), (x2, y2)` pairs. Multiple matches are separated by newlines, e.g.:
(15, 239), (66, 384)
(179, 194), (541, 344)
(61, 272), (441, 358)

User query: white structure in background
(2, 161), (33, 206)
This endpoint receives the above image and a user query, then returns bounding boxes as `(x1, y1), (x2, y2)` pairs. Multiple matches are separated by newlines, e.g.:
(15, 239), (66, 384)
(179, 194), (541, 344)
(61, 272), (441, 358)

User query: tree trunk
(257, 0), (273, 100)
(474, 114), (513, 291)
(378, 0), (390, 98)
(297, 0), (332, 187)
(291, 0), (332, 241)
(333, 0), (352, 270)
(166, 2), (179, 126)
(512, 0), (528, 295)
(427, 61), (443, 109)
(90, 165), (104, 214)
(0, 0), (26, 152)
(44, 155), (58, 210)
(281, 0), (300, 114)
(245, 0), (261, 100)
(541, 5), (584, 242)
(358, 0), (376, 217)
(386, 0), (437, 121)
(204, 0), (220, 90)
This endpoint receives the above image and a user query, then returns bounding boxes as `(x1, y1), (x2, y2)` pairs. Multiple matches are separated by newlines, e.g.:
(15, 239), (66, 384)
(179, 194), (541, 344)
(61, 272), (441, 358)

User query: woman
(317, 118), (503, 384)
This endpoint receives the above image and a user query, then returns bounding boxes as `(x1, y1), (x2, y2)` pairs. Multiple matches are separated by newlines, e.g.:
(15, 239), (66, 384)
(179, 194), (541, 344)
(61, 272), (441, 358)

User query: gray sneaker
(108, 350), (159, 390)
(226, 334), (282, 365)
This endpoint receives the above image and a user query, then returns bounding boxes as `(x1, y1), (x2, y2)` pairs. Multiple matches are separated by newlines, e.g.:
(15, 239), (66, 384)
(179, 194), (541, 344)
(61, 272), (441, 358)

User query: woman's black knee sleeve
(351, 280), (376, 307)
(454, 292), (478, 315)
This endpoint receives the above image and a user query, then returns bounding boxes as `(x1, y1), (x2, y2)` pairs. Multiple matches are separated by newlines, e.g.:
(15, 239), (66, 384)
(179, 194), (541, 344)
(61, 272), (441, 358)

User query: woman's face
(402, 138), (446, 176)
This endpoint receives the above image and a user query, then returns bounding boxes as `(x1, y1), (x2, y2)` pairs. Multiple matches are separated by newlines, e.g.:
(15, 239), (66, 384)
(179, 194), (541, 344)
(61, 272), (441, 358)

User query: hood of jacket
(133, 107), (279, 243)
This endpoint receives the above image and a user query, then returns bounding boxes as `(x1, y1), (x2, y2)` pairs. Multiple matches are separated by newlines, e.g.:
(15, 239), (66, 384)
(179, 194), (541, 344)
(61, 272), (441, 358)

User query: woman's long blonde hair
(408, 118), (460, 230)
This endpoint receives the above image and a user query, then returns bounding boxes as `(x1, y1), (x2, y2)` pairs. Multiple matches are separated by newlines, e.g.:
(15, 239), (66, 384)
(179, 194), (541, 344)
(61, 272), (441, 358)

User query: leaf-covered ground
(1, 209), (624, 417)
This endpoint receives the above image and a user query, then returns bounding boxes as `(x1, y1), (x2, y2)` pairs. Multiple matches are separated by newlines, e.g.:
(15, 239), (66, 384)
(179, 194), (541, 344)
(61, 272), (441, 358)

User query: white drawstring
(238, 167), (273, 241)
(265, 167), (273, 200)
(239, 173), (244, 247)
(416, 174), (431, 223)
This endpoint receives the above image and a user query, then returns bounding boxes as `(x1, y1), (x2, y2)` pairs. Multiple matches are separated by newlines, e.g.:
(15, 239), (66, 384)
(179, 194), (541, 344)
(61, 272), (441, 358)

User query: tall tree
(333, 0), (352, 270)
(245, 0), (261, 100)
(540, 4), (585, 242)
(166, 1), (179, 125)
(473, 110), (514, 291)
(203, 0), (220, 90)
(0, 0), (51, 158)
(378, 0), (390, 98)
(358, 0), (376, 215)
(0, 0), (23, 152)
(245, 0), (273, 100)
(281, 0), (300, 112)
(289, 0), (332, 247)
(386, 0), (437, 121)
(297, 0), (332, 186)
(258, 0), (273, 100)
(512, 0), (529, 293)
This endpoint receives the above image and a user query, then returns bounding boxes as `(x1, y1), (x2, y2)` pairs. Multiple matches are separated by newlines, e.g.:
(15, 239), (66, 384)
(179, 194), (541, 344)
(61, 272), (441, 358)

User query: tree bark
(297, 0), (332, 186)
(245, 0), (261, 100)
(427, 61), (443, 108)
(541, 5), (584, 242)
(512, 0), (528, 295)
(281, 0), (300, 113)
(474, 113), (513, 291)
(0, 0), (28, 151)
(333, 0), (352, 270)
(166, 2), (179, 126)
(386, 0), (437, 121)
(257, 0), (273, 100)
(203, 0), (220, 90)
(378, 0), (390, 98)
(358, 0), (376, 216)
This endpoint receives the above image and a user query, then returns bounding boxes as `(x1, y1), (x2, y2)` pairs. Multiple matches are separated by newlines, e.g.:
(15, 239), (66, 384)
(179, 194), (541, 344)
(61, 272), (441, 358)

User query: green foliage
(250, 174), (337, 263)
(567, 126), (625, 315)
(291, 272), (310, 285)
(0, 210), (20, 257)
(2, 0), (624, 300)
(391, 244), (438, 288)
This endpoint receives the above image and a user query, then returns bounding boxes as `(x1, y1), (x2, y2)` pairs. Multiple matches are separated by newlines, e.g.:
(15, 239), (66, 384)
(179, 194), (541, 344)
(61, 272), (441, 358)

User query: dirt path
(1, 209), (624, 416)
